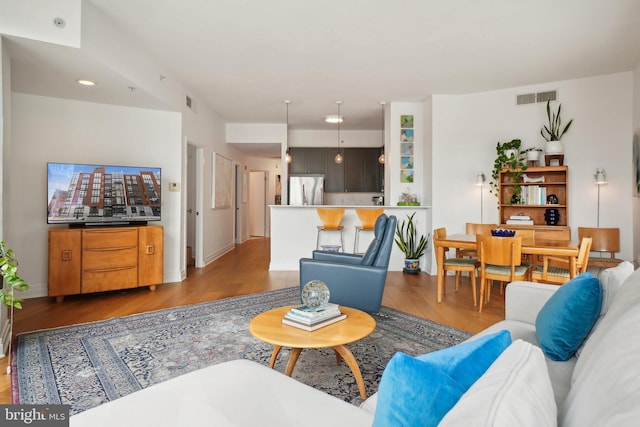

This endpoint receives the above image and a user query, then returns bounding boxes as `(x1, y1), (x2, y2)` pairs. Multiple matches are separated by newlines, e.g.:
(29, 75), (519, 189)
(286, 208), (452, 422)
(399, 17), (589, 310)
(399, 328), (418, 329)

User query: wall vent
(186, 95), (197, 112)
(516, 90), (558, 106)
(536, 91), (557, 103)
(516, 93), (536, 105)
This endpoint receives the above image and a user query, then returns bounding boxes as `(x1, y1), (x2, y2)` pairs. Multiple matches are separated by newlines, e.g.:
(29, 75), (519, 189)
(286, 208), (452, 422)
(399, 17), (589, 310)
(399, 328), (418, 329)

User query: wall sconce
(476, 172), (486, 223)
(594, 168), (607, 227)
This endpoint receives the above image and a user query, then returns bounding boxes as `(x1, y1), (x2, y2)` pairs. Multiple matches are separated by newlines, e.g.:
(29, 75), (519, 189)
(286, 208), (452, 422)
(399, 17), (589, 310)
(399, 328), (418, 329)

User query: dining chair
(434, 228), (480, 306)
(476, 234), (531, 313)
(531, 237), (593, 285)
(456, 223), (497, 258)
(577, 227), (623, 269)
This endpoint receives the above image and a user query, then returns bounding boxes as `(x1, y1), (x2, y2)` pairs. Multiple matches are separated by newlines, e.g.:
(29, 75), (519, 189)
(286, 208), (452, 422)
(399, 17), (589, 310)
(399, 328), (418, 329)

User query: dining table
(434, 233), (580, 304)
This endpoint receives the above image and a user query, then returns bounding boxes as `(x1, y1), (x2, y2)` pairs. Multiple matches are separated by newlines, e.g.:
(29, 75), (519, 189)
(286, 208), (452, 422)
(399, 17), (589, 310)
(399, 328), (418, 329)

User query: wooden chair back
(576, 236), (593, 273)
(577, 227), (619, 257)
(477, 234), (522, 267)
(465, 223), (497, 236)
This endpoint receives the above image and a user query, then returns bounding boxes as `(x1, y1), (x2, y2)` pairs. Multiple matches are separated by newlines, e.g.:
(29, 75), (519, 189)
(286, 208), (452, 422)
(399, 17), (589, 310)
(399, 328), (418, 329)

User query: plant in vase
(489, 139), (528, 204)
(394, 212), (429, 273)
(1, 241), (28, 371)
(541, 100), (573, 154)
(522, 147), (543, 164)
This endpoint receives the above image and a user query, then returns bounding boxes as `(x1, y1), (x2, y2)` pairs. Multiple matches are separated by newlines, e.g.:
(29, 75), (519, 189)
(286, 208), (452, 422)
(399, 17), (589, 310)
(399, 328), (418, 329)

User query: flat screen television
(47, 162), (161, 226)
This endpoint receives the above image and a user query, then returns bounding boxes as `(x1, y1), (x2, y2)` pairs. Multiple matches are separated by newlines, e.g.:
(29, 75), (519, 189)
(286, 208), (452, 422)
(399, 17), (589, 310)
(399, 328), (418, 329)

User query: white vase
(545, 141), (564, 154)
(526, 151), (541, 162)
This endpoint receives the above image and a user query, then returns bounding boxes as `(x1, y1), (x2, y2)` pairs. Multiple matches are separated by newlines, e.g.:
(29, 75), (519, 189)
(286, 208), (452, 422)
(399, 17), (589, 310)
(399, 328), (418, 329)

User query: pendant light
(284, 100), (292, 163)
(334, 101), (343, 164)
(378, 102), (385, 164)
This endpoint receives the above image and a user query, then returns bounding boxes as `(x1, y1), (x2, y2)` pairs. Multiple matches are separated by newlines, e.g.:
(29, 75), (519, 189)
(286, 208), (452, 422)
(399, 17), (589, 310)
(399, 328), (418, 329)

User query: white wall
(289, 129), (382, 148)
(8, 93), (182, 297)
(431, 72), (634, 273)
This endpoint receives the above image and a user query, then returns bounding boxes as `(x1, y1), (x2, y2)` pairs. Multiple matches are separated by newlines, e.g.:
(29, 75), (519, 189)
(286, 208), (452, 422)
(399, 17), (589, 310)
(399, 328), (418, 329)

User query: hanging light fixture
(284, 100), (292, 163)
(334, 101), (343, 164)
(378, 102), (385, 164)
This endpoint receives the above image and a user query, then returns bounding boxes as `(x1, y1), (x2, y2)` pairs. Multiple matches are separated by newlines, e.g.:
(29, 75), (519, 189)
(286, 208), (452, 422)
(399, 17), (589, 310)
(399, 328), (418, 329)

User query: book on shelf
(282, 313), (347, 331)
(290, 302), (340, 317)
(509, 214), (531, 220)
(506, 219), (534, 225)
(285, 306), (343, 325)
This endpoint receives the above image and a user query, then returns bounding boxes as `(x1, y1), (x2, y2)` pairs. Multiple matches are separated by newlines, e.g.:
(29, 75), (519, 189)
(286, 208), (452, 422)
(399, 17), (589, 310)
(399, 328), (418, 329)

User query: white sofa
(71, 263), (640, 426)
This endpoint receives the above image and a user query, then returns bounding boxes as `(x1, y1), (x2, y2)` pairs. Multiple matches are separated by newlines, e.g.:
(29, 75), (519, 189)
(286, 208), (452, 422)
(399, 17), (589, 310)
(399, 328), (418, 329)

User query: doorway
(186, 142), (204, 270)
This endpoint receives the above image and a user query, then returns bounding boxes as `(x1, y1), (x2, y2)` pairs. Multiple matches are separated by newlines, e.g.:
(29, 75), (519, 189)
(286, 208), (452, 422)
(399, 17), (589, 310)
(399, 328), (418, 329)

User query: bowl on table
(491, 229), (516, 237)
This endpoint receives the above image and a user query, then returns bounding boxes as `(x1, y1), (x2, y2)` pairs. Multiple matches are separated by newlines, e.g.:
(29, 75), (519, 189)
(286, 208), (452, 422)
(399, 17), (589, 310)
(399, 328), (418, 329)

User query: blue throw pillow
(535, 272), (602, 361)
(372, 330), (511, 427)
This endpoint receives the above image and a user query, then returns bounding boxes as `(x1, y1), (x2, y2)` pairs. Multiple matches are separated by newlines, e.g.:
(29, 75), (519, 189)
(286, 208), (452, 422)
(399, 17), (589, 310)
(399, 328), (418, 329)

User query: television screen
(47, 162), (161, 225)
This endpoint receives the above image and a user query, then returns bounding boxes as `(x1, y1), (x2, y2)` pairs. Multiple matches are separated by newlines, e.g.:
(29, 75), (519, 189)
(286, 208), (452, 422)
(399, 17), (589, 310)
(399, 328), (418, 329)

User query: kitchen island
(270, 205), (432, 272)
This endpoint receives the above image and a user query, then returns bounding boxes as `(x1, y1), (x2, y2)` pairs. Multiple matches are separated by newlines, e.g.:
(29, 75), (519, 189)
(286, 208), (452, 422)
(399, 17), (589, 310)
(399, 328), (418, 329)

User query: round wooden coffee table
(249, 305), (376, 399)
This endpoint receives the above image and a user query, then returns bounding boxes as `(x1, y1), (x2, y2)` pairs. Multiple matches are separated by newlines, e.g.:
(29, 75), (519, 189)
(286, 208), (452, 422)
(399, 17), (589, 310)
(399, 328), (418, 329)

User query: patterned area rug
(12, 287), (471, 415)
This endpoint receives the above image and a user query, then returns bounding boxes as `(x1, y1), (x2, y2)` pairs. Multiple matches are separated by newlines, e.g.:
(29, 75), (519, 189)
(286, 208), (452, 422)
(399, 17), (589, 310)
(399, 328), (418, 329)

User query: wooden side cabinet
(48, 225), (164, 302)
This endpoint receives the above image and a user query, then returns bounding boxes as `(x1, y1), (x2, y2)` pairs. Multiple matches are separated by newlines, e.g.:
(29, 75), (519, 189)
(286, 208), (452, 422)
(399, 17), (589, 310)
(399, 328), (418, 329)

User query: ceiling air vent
(516, 93), (536, 105)
(536, 91), (557, 103)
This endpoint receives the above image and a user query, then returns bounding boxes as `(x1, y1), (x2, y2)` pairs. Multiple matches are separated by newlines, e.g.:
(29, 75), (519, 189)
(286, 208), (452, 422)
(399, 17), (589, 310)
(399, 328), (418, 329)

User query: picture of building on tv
(47, 163), (161, 225)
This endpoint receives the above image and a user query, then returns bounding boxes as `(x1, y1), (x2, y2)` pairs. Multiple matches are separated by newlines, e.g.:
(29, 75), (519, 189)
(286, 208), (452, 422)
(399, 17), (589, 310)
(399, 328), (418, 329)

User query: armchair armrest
(505, 281), (558, 324)
(312, 250), (363, 265)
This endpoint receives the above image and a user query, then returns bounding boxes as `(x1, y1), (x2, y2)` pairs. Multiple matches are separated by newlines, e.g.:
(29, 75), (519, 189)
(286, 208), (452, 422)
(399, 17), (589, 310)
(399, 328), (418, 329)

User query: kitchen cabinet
(288, 147), (383, 193)
(288, 148), (325, 174)
(344, 148), (383, 192)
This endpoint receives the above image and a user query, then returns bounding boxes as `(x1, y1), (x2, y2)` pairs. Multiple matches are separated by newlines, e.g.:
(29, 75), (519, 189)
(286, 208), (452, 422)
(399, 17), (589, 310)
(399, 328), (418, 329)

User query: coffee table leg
(334, 344), (367, 399)
(269, 345), (283, 368)
(284, 347), (303, 376)
(334, 349), (341, 365)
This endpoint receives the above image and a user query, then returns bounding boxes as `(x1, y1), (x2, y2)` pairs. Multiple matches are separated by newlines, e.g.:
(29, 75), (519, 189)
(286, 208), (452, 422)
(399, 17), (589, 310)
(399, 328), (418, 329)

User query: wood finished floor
(0, 237), (505, 404)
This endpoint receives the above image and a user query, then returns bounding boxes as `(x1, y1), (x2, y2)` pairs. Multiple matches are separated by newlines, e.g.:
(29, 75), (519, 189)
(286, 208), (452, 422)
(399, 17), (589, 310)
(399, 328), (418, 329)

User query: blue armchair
(299, 214), (397, 313)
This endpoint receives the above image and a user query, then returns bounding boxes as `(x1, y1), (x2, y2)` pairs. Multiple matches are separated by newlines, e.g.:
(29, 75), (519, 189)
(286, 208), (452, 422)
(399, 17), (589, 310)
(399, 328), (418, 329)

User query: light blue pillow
(535, 272), (602, 361)
(372, 330), (511, 427)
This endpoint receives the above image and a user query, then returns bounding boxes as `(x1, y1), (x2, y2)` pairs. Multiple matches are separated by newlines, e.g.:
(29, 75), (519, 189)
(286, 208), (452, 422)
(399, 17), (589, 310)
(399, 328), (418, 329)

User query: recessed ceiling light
(325, 115), (343, 124)
(76, 79), (96, 86)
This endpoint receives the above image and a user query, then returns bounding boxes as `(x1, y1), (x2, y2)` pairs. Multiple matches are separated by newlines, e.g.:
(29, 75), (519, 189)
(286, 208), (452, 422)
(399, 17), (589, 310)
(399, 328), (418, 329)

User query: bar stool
(354, 208), (384, 253)
(316, 208), (345, 251)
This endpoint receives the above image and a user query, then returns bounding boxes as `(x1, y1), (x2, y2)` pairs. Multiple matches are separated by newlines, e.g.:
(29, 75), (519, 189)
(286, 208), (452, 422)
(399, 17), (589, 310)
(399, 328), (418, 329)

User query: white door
(250, 171), (267, 236)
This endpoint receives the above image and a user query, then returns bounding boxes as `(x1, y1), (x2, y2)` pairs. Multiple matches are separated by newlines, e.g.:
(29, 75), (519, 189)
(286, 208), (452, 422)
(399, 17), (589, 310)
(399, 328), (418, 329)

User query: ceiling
(5, 0), (640, 158)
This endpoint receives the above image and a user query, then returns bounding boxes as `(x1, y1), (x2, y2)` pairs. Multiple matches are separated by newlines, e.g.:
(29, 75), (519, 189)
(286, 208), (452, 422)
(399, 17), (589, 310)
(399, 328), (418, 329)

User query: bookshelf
(498, 166), (570, 240)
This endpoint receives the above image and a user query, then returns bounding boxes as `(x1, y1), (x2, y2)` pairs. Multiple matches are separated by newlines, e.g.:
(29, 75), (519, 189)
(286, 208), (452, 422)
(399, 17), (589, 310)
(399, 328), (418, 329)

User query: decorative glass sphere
(301, 280), (330, 308)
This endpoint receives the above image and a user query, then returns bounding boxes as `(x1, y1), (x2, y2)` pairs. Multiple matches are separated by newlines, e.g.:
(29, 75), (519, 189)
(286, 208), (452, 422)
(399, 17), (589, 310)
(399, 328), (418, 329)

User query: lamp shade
(594, 169), (607, 185)
(476, 172), (486, 186)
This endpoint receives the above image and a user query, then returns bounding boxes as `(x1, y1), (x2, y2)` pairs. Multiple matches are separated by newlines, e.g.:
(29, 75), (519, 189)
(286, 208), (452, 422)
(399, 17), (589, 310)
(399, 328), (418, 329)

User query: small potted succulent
(522, 147), (543, 164)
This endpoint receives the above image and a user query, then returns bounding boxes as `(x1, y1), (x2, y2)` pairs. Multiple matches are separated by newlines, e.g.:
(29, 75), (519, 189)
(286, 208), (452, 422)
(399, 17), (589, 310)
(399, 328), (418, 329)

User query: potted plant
(0, 241), (28, 309)
(541, 100), (573, 154)
(522, 147), (543, 164)
(1, 241), (28, 370)
(395, 212), (429, 273)
(489, 139), (528, 204)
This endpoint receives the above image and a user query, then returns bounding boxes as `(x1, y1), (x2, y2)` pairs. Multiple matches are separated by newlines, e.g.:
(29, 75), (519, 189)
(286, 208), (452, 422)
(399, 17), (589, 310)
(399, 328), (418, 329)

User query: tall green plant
(541, 101), (573, 141)
(395, 213), (429, 259)
(0, 241), (29, 309)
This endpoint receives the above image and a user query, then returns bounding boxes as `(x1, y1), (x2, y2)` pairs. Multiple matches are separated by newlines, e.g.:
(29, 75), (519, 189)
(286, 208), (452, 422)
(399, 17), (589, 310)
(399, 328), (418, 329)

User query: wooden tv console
(48, 225), (163, 302)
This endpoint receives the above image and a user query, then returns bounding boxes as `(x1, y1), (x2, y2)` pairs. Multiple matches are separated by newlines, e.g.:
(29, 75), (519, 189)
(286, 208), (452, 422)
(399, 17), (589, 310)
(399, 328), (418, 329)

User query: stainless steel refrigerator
(289, 175), (324, 205)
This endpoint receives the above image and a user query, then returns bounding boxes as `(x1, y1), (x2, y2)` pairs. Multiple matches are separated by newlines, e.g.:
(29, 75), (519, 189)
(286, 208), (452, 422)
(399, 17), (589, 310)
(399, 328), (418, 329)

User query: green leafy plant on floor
(0, 241), (29, 309)
(395, 212), (429, 259)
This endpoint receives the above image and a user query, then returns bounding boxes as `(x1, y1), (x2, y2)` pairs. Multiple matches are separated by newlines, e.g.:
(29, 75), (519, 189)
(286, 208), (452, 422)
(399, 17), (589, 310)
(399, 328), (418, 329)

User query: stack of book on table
(282, 303), (346, 331)
(506, 214), (534, 225)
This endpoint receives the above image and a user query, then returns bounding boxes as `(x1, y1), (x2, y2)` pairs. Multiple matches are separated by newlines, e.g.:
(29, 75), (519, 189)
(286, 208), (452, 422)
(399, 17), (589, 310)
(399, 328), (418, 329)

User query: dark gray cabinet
(344, 148), (383, 192)
(288, 147), (382, 192)
(288, 148), (325, 174)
